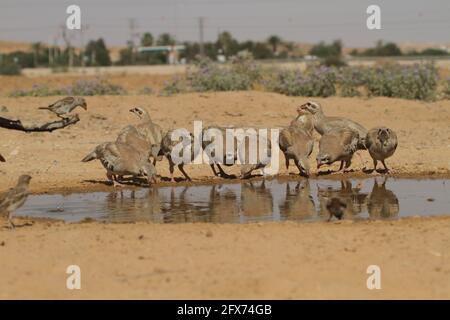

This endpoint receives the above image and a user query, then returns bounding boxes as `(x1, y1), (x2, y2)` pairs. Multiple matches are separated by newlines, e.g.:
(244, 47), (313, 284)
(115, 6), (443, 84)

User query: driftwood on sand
(0, 114), (80, 132)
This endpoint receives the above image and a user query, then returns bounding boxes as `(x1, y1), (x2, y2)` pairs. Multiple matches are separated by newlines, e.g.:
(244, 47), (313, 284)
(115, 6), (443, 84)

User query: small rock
(427, 198), (435, 202)
(0, 241), (5, 246)
(205, 230), (213, 238)
(138, 235), (144, 240)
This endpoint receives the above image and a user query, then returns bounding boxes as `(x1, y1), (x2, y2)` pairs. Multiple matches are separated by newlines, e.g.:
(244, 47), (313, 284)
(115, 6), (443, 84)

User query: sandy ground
(1, 92), (450, 193)
(1, 90), (450, 299)
(1, 216), (450, 299)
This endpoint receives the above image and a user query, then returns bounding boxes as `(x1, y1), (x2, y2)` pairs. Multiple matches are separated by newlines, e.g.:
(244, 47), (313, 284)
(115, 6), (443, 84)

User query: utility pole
(61, 25), (74, 68)
(79, 24), (89, 67)
(198, 17), (205, 56)
(129, 18), (138, 64)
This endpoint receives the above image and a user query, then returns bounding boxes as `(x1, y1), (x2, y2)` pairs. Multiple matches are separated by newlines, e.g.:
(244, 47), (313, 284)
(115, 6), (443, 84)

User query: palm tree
(267, 35), (282, 54)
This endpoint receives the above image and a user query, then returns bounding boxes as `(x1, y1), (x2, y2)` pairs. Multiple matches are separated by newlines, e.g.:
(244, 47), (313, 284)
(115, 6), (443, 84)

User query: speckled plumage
(0, 175), (32, 228)
(365, 127), (398, 172)
(316, 129), (359, 172)
(300, 101), (367, 150)
(81, 141), (157, 187)
(39, 96), (87, 117)
(279, 126), (313, 176)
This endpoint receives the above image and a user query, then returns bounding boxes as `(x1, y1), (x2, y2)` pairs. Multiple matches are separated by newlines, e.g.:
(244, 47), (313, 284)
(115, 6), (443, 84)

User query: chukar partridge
(299, 101), (367, 150)
(365, 127), (398, 172)
(81, 142), (157, 187)
(316, 129), (359, 172)
(279, 126), (313, 177)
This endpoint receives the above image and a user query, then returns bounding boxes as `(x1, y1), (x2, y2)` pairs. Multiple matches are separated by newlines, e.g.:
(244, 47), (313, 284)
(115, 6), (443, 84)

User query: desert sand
(1, 85), (450, 299)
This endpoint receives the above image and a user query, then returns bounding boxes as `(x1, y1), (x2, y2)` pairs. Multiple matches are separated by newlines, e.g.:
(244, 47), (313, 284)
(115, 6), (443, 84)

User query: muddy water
(16, 178), (449, 223)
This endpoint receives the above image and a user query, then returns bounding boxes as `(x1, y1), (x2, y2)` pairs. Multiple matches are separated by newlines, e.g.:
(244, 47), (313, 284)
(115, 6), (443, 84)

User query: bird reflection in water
(102, 177), (400, 223)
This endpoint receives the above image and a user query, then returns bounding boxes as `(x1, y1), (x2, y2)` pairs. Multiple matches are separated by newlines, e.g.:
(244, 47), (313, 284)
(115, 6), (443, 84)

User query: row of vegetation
(1, 29), (449, 74)
(8, 54), (450, 100)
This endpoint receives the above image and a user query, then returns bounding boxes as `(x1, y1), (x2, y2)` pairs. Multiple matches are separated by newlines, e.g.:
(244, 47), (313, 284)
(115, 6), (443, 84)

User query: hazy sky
(0, 0), (449, 47)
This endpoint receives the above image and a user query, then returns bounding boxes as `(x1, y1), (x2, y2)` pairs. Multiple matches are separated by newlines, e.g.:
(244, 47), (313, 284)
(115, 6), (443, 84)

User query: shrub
(9, 78), (127, 97)
(266, 66), (336, 97)
(59, 79), (126, 96)
(444, 78), (450, 98)
(187, 57), (253, 92)
(0, 62), (21, 75)
(9, 84), (53, 97)
(365, 63), (438, 100)
(159, 76), (186, 96)
(336, 67), (365, 97)
(138, 86), (154, 95)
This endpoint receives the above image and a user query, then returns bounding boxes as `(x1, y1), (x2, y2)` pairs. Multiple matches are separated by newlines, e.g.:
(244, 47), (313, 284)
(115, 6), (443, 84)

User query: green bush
(365, 63), (438, 100)
(266, 66), (336, 97)
(9, 78), (126, 97)
(0, 62), (21, 75)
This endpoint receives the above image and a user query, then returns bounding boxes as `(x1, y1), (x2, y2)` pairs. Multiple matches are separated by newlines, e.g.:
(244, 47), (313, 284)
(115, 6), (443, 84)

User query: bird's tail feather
(38, 107), (49, 110)
(81, 150), (98, 162)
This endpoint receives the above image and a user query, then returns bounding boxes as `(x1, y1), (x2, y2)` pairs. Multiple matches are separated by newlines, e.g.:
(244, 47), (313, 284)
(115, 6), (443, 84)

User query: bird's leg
(372, 159), (378, 173)
(343, 160), (352, 173)
(178, 164), (192, 181)
(381, 160), (390, 173)
(210, 164), (219, 177)
(216, 164), (232, 178)
(169, 162), (175, 182)
(285, 157), (290, 170)
(107, 172), (123, 187)
(294, 159), (307, 177)
(8, 212), (15, 229)
(338, 161), (344, 172)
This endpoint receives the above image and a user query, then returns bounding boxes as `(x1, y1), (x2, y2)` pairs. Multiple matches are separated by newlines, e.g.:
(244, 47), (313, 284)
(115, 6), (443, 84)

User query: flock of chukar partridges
(294, 100), (397, 174)
(1, 96), (399, 228)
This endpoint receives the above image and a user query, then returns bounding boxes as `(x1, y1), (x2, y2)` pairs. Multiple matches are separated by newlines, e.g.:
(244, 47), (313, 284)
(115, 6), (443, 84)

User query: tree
(156, 33), (176, 46)
(141, 32), (154, 47)
(85, 38), (111, 66)
(267, 35), (282, 54)
(216, 31), (239, 56)
(310, 40), (342, 58)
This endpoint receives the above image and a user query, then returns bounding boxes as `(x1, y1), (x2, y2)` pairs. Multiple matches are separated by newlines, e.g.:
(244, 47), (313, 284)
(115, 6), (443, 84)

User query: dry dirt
(1, 216), (450, 299)
(1, 87), (450, 299)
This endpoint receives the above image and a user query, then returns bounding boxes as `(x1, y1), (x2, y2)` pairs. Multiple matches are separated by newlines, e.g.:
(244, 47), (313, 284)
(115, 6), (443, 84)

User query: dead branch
(0, 114), (80, 132)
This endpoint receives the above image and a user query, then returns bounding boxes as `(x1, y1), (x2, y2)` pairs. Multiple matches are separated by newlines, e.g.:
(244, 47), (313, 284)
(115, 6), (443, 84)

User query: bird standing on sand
(0, 175), (32, 229)
(326, 197), (347, 221)
(299, 101), (367, 150)
(81, 141), (157, 187)
(365, 127), (398, 173)
(316, 129), (359, 172)
(39, 97), (87, 118)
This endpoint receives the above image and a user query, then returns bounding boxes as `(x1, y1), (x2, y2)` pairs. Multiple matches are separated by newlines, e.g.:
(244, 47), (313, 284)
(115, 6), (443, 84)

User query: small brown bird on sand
(326, 197), (347, 221)
(365, 127), (398, 173)
(0, 175), (32, 229)
(39, 97), (87, 118)
(0, 153), (5, 162)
